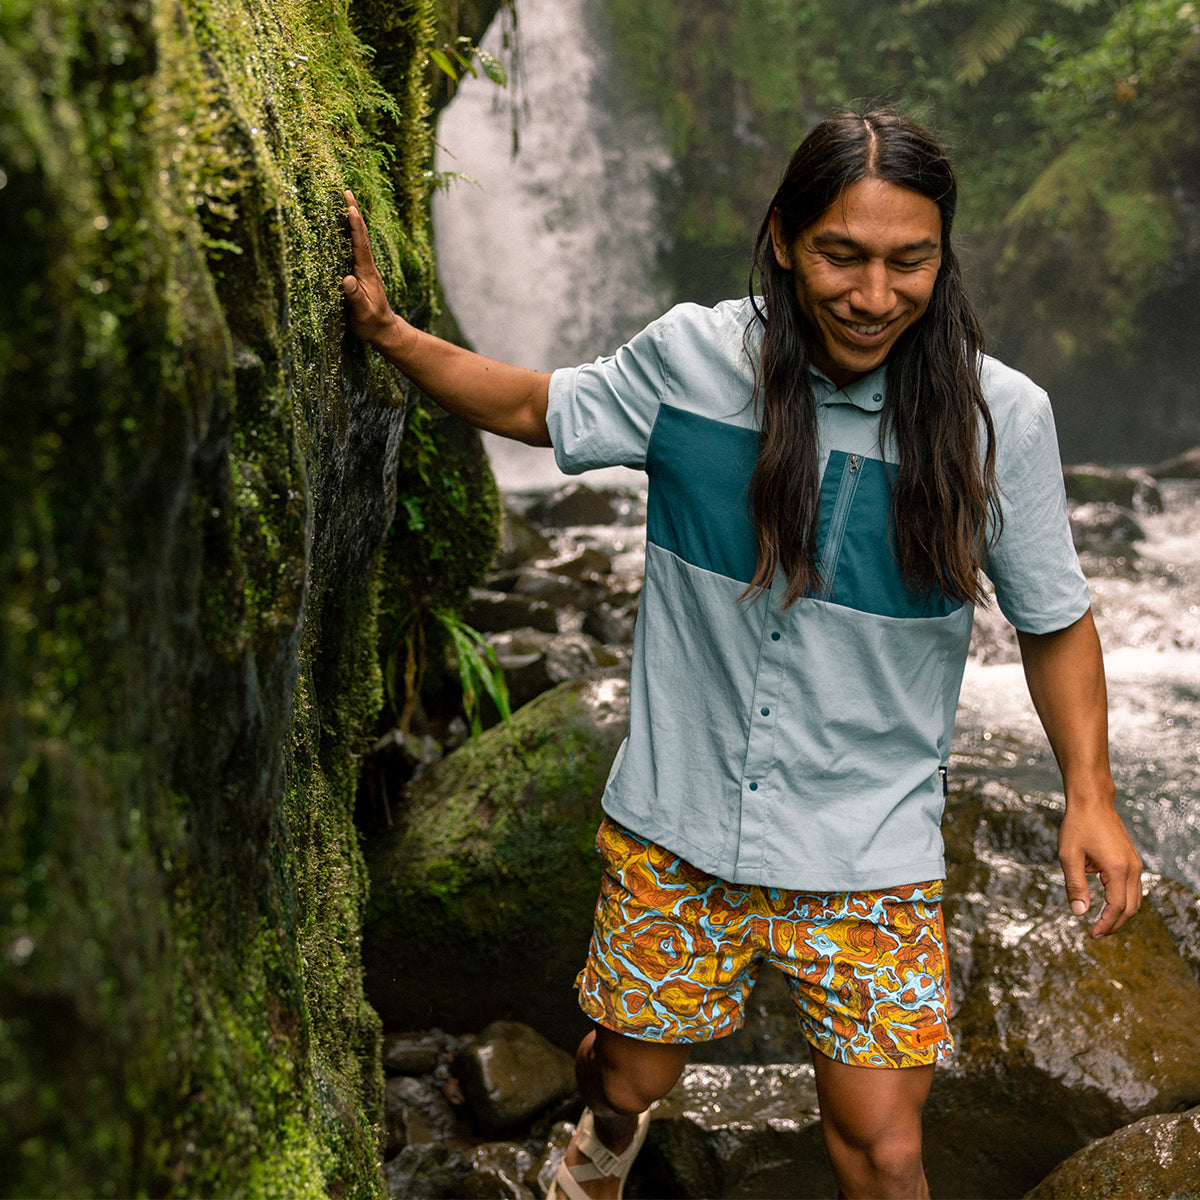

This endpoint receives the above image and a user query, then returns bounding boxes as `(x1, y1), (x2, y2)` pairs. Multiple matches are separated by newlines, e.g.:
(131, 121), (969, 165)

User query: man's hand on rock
(341, 189), (404, 349)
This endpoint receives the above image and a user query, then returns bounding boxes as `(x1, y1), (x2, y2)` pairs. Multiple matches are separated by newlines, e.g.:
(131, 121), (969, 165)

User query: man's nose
(849, 261), (894, 314)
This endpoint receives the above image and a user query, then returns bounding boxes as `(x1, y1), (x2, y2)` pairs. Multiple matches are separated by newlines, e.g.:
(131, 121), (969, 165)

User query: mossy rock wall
(362, 671), (631, 1051)
(0, 0), (472, 1195)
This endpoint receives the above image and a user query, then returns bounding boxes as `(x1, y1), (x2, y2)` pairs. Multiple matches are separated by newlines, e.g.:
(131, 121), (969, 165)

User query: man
(342, 110), (1142, 1199)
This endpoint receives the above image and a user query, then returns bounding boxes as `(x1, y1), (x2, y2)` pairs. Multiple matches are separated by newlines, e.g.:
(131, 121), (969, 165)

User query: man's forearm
(368, 316), (553, 447)
(1016, 607), (1142, 935)
(341, 190), (553, 446)
(1016, 608), (1113, 802)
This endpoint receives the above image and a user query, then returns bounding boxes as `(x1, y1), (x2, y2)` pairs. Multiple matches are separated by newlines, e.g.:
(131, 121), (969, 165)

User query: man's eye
(825, 254), (856, 265)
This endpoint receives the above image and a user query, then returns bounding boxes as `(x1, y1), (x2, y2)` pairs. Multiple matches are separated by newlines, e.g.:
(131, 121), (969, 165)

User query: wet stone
(486, 630), (620, 711)
(542, 546), (614, 581)
(384, 1075), (459, 1155)
(1146, 875), (1200, 986)
(648, 1064), (834, 1199)
(465, 588), (559, 634)
(455, 1021), (576, 1135)
(524, 483), (627, 528)
(1069, 501), (1147, 556)
(582, 597), (640, 646)
(533, 1121), (575, 1198)
(510, 567), (598, 611)
(495, 507), (554, 571)
(460, 1142), (538, 1199)
(382, 1030), (443, 1075)
(1026, 1105), (1200, 1198)
(1064, 463), (1164, 512)
(384, 1143), (473, 1200)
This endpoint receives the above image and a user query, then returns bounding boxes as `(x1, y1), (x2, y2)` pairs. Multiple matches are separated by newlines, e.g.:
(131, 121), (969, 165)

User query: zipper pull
(848, 454), (859, 472)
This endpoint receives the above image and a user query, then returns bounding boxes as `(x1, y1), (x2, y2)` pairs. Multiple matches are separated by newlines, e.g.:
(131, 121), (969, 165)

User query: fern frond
(955, 0), (1040, 84)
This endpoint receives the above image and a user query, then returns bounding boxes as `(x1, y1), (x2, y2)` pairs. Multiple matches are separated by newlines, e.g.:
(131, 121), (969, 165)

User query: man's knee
(588, 1026), (691, 1114)
(810, 1052), (932, 1197)
(836, 1126), (923, 1181)
(822, 1122), (926, 1198)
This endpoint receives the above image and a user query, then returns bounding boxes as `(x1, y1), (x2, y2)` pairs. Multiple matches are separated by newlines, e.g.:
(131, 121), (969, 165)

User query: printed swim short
(576, 818), (954, 1068)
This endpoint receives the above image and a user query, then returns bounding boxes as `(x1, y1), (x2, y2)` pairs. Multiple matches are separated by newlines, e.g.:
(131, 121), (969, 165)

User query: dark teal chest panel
(645, 405), (960, 618)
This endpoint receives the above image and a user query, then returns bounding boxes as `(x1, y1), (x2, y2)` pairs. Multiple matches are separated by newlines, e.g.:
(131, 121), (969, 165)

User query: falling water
(433, 0), (670, 490)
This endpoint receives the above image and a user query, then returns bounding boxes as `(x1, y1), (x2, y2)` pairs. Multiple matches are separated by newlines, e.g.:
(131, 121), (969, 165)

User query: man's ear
(769, 208), (793, 270)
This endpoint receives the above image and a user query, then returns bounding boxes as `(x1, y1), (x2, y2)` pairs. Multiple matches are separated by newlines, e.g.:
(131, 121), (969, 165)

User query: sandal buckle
(587, 1142), (624, 1177)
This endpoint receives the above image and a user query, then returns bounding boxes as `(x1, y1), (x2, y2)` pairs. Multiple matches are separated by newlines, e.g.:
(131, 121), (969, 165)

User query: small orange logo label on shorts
(912, 1024), (947, 1047)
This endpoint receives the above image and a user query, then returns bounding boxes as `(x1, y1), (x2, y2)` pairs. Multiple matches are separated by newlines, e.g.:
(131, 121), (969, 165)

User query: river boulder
(1151, 445), (1200, 479)
(1024, 1105), (1200, 1198)
(455, 1021), (576, 1134)
(362, 670), (630, 1048)
(921, 780), (1200, 1197)
(1067, 501), (1147, 558)
(1063, 463), (1163, 512)
(645, 1064), (836, 1199)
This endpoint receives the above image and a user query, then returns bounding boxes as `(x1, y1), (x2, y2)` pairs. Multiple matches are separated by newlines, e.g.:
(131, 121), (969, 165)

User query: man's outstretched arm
(1016, 608), (1142, 938)
(341, 190), (553, 447)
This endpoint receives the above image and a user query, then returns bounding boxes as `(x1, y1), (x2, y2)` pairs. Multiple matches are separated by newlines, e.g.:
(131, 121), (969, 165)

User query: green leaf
(450, 46), (478, 77)
(475, 49), (508, 87)
(954, 1), (1039, 84)
(428, 48), (459, 81)
(434, 610), (516, 739)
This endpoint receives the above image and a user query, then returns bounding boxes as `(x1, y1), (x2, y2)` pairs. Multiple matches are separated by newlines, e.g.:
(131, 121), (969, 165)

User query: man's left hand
(1058, 799), (1143, 938)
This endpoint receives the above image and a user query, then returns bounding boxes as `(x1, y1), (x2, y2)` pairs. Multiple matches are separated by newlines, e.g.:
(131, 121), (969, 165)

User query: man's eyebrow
(810, 231), (941, 254)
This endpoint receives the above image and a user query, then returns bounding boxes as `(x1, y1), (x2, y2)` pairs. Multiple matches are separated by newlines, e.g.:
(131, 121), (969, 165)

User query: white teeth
(849, 322), (887, 335)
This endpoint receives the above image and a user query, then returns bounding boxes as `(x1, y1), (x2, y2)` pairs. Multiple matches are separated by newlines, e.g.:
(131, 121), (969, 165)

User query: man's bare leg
(557, 1024), (691, 1200)
(810, 1045), (935, 1199)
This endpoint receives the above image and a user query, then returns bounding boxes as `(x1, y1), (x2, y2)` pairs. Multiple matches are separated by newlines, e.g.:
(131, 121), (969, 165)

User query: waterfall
(433, 0), (670, 490)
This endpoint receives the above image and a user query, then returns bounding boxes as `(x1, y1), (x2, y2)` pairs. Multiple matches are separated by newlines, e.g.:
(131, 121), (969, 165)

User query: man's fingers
(1091, 894), (1129, 938)
(344, 190), (378, 272)
(1090, 865), (1142, 938)
(1060, 851), (1092, 920)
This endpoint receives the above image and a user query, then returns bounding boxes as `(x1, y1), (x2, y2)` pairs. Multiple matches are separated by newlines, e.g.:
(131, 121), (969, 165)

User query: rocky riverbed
(366, 451), (1200, 1199)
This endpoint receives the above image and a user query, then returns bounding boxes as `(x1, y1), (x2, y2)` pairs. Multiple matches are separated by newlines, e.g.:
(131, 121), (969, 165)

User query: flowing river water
(433, 0), (1200, 892)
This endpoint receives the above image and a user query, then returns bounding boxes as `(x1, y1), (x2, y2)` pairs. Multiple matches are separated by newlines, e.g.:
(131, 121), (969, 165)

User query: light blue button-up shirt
(547, 299), (1089, 890)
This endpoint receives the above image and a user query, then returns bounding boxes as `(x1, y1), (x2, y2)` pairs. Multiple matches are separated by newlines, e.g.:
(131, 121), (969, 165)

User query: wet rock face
(922, 782), (1200, 1197)
(1, 0), (444, 1193)
(1024, 1105), (1200, 1199)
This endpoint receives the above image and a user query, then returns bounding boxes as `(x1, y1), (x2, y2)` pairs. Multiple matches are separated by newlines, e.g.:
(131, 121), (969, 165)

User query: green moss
(376, 402), (501, 728)
(0, 0), (490, 1195)
(361, 674), (627, 1045)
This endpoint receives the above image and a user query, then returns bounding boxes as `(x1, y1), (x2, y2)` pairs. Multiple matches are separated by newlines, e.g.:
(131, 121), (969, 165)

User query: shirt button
(872, 393), (883, 403)
(771, 631), (781, 641)
(749, 782), (759, 792)
(760, 707), (770, 717)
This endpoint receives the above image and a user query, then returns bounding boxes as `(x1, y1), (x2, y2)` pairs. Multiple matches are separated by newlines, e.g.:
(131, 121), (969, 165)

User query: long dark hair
(744, 109), (1000, 609)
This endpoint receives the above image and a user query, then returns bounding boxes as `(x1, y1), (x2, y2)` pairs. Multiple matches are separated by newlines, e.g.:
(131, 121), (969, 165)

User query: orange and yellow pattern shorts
(576, 818), (954, 1068)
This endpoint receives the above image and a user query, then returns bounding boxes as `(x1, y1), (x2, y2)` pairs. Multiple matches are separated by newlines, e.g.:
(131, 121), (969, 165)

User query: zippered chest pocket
(815, 451), (960, 619)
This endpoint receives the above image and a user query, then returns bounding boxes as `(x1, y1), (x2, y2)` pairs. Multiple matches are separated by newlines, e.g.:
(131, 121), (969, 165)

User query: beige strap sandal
(546, 1107), (652, 1200)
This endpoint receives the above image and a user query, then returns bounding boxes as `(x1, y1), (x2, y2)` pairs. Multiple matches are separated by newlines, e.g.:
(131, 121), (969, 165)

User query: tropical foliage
(605, 0), (1200, 453)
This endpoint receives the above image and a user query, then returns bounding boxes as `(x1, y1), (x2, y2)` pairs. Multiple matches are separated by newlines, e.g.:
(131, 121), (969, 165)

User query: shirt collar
(807, 364), (887, 413)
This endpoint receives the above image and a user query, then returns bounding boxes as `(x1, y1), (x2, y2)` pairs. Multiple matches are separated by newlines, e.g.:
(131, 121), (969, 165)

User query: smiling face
(771, 176), (943, 388)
